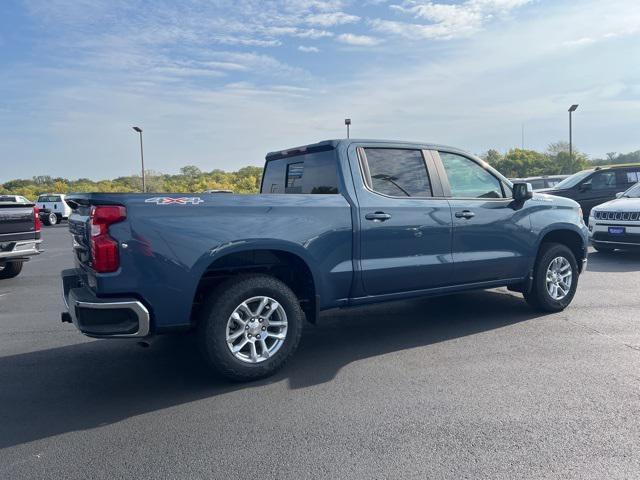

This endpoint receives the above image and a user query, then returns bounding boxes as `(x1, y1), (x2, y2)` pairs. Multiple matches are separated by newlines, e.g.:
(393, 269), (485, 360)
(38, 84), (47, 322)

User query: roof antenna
(344, 118), (351, 139)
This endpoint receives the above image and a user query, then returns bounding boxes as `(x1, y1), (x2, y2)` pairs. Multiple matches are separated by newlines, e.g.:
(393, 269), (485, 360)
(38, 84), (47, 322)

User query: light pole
(132, 126), (145, 193)
(345, 118), (351, 138)
(568, 104), (578, 164)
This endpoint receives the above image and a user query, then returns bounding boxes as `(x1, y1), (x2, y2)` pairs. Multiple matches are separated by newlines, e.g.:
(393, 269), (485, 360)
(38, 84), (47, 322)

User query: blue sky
(1, 0), (639, 181)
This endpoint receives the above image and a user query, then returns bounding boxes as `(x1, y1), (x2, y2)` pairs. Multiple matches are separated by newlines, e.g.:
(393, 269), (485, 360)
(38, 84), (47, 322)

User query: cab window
(439, 152), (504, 198)
(582, 171), (617, 190)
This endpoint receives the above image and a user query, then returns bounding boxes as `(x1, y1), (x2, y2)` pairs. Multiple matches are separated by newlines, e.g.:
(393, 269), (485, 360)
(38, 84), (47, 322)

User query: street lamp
(344, 118), (351, 139)
(568, 104), (578, 163)
(132, 126), (145, 193)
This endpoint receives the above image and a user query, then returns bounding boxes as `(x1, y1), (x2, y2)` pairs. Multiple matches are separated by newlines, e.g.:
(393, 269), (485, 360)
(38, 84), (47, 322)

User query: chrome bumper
(61, 269), (151, 338)
(0, 240), (42, 260)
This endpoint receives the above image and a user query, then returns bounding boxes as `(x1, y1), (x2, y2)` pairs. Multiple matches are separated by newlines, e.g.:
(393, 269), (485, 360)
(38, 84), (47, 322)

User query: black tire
(42, 215), (51, 226)
(197, 274), (304, 382)
(523, 243), (579, 312)
(0, 261), (24, 279)
(593, 244), (614, 253)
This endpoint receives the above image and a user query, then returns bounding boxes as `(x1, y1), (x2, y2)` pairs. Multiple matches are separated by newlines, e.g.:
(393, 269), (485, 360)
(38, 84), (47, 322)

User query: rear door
(432, 150), (531, 284)
(354, 145), (453, 296)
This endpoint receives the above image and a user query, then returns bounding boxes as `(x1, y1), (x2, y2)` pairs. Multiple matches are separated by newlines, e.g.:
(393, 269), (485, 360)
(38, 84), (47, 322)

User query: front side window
(583, 171), (617, 190)
(362, 148), (432, 197)
(439, 152), (503, 198)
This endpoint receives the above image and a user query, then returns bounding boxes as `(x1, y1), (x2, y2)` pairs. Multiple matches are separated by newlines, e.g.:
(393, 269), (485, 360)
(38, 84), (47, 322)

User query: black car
(540, 164), (640, 219)
(510, 175), (568, 191)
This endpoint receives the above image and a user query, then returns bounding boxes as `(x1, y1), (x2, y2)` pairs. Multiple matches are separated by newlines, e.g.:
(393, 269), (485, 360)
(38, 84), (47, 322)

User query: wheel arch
(191, 241), (321, 325)
(536, 226), (587, 270)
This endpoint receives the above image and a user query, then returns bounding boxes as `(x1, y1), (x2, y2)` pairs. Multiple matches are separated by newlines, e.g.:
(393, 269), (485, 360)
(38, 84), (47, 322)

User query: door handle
(454, 210), (475, 219)
(365, 212), (392, 222)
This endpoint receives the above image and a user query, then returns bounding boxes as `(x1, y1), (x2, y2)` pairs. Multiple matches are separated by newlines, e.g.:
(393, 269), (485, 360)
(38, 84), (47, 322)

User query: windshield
(553, 170), (593, 189)
(622, 182), (640, 198)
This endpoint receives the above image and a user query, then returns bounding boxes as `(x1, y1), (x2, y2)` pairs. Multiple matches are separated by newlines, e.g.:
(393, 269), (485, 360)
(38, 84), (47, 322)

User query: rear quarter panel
(85, 194), (353, 329)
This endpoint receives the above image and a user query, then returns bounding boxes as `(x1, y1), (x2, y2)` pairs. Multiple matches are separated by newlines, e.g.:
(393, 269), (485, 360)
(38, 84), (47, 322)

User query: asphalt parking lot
(1, 225), (640, 479)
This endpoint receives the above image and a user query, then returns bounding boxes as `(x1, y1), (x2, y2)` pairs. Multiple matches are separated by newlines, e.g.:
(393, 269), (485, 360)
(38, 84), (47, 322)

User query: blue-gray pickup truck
(61, 139), (588, 381)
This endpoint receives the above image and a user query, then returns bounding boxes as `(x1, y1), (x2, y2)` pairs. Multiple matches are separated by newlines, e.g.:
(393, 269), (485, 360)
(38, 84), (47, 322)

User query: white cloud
(298, 45), (320, 52)
(374, 0), (532, 39)
(336, 33), (382, 46)
(305, 12), (360, 26)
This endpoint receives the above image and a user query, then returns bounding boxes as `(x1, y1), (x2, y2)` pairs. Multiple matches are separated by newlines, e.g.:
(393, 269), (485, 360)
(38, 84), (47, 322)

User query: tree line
(2, 143), (639, 199)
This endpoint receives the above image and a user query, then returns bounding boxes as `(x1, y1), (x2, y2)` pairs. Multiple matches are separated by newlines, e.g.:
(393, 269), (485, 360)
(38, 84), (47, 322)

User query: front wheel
(524, 243), (579, 312)
(197, 274), (304, 382)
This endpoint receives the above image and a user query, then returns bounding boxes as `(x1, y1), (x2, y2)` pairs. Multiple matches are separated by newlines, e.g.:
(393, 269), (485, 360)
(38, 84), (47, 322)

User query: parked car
(510, 175), (568, 191)
(539, 164), (640, 219)
(588, 181), (640, 252)
(0, 199), (42, 279)
(36, 194), (72, 225)
(0, 195), (32, 203)
(61, 139), (588, 381)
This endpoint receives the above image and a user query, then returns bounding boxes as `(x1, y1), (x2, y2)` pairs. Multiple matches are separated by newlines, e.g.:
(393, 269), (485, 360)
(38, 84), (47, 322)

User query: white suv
(589, 182), (640, 252)
(36, 194), (72, 226)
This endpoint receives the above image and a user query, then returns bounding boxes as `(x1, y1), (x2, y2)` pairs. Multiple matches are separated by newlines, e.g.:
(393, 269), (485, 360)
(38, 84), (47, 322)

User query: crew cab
(37, 194), (72, 226)
(0, 199), (42, 279)
(61, 139), (589, 381)
(589, 181), (640, 252)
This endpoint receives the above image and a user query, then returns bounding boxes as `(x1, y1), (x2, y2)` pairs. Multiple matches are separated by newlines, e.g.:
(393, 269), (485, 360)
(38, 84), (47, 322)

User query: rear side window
(361, 148), (432, 197)
(261, 150), (339, 194)
(621, 169), (640, 185)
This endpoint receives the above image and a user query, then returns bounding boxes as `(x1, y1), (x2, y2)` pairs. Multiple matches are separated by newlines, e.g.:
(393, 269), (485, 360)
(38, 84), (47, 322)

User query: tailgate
(0, 204), (36, 238)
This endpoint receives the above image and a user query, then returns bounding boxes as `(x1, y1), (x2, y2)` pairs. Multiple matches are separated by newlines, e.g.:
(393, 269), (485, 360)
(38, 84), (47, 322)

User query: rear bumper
(0, 239), (42, 261)
(61, 268), (151, 338)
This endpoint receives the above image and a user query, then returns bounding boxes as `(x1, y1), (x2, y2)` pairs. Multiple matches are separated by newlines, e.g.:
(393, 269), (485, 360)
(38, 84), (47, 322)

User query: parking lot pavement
(1, 225), (640, 479)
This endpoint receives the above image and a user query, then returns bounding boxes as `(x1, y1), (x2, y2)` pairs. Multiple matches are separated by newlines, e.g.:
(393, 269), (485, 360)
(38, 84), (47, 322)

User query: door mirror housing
(578, 183), (591, 192)
(512, 182), (533, 202)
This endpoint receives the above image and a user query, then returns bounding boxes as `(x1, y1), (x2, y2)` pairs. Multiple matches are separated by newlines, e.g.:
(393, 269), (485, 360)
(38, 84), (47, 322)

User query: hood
(531, 192), (580, 209)
(592, 197), (640, 212)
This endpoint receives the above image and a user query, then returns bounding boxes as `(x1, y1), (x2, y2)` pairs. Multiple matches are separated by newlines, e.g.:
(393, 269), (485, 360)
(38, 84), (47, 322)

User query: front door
(354, 146), (453, 296)
(574, 169), (621, 217)
(433, 150), (532, 284)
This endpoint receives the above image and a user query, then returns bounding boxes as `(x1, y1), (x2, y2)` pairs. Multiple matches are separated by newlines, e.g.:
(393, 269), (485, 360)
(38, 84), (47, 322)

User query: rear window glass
(261, 150), (339, 194)
(37, 195), (62, 202)
(0, 196), (17, 202)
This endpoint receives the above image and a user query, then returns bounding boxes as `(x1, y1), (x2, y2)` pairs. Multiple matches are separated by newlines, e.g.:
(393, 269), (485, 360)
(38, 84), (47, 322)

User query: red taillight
(33, 206), (41, 232)
(90, 205), (126, 273)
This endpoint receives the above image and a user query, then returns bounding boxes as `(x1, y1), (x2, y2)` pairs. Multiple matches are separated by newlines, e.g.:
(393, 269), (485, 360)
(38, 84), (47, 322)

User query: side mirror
(512, 182), (533, 201)
(578, 183), (591, 192)
(615, 192), (624, 199)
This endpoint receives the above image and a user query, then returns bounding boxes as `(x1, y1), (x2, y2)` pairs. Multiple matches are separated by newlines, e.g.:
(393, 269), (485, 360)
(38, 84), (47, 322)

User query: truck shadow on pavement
(0, 289), (542, 449)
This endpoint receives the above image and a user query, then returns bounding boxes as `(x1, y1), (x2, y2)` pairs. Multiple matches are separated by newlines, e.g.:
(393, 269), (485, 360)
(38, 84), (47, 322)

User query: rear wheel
(524, 243), (579, 312)
(197, 274), (304, 382)
(0, 261), (24, 279)
(48, 212), (58, 225)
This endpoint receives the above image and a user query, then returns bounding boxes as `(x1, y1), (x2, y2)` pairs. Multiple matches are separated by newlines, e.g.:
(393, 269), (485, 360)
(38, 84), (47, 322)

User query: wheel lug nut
(261, 326), (266, 331)
(256, 334), (261, 339)
(259, 318), (263, 323)
(248, 334), (252, 338)
(245, 325), (249, 330)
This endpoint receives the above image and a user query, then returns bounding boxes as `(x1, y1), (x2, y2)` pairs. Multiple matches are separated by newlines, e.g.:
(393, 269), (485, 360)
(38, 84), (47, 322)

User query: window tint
(439, 152), (503, 198)
(363, 148), (432, 197)
(286, 162), (304, 193)
(529, 179), (545, 190)
(583, 171), (617, 190)
(261, 149), (339, 194)
(0, 195), (17, 202)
